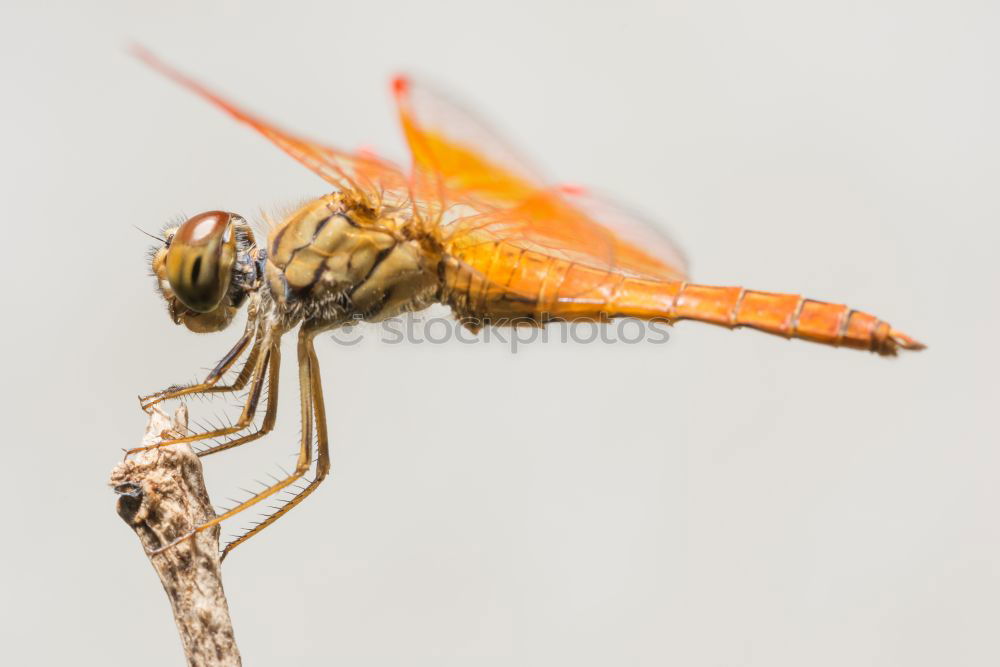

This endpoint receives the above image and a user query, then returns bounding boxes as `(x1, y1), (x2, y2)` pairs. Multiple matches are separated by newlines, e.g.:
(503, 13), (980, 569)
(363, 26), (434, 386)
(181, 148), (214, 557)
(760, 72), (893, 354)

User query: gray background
(2, 1), (997, 665)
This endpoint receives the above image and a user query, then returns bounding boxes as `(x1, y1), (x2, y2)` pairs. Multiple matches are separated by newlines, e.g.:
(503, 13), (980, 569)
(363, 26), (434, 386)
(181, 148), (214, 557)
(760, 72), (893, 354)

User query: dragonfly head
(151, 211), (254, 333)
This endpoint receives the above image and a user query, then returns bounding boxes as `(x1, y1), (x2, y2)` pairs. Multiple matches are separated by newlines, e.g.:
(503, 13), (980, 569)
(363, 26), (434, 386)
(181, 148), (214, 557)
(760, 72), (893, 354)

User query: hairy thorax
(264, 193), (441, 329)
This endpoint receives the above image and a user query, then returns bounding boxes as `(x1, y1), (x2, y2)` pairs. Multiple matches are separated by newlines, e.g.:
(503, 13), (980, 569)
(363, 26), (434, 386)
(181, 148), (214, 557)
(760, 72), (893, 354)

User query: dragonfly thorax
(264, 193), (440, 327)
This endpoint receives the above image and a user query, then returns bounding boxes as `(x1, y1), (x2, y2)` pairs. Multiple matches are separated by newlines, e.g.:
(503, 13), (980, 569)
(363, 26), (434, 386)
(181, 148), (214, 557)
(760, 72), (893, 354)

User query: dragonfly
(130, 48), (924, 559)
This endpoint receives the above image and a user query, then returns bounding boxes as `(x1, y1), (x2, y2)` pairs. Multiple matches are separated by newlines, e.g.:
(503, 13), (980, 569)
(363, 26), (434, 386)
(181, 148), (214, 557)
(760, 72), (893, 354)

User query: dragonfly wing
(393, 75), (546, 208)
(133, 47), (415, 210)
(553, 184), (688, 281)
(393, 75), (688, 282)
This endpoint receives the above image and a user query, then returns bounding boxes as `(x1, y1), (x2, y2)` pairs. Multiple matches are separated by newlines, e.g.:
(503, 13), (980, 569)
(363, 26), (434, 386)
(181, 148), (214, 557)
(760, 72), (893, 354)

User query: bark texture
(110, 406), (241, 667)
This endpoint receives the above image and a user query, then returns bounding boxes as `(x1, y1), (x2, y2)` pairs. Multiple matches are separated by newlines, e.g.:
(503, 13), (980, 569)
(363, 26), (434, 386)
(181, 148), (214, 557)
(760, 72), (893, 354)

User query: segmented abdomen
(442, 240), (923, 355)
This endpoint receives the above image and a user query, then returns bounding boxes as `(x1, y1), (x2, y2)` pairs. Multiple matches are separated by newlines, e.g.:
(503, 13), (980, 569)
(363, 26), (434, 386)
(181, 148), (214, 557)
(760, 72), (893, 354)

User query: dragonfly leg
(139, 318), (260, 412)
(149, 325), (331, 560)
(126, 335), (276, 457)
(193, 343), (281, 457)
(220, 327), (330, 558)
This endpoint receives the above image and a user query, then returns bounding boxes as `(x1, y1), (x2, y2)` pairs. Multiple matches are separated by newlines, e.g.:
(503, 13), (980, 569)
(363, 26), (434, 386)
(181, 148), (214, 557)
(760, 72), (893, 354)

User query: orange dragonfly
(130, 48), (923, 558)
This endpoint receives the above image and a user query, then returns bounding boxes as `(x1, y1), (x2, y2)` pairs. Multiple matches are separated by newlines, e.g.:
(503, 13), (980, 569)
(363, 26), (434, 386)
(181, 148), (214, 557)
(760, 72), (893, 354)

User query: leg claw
(147, 529), (197, 557)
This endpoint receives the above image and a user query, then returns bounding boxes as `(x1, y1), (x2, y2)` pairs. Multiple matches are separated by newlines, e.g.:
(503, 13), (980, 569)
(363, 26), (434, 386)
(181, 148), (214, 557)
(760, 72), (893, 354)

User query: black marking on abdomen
(497, 293), (536, 305)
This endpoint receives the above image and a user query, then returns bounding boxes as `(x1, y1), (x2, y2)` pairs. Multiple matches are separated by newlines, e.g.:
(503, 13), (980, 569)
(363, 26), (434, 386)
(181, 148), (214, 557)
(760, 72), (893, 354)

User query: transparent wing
(555, 184), (688, 280)
(133, 47), (417, 211)
(393, 75), (688, 281)
(393, 75), (545, 209)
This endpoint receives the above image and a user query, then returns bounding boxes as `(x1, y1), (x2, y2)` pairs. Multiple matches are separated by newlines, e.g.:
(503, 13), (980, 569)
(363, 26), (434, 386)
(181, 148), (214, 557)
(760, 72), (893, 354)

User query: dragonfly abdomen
(443, 242), (922, 354)
(442, 242), (580, 326)
(601, 278), (924, 355)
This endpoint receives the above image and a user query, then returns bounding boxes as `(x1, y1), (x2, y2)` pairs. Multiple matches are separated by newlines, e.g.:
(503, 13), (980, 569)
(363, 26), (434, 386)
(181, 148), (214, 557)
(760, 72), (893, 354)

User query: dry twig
(110, 406), (241, 666)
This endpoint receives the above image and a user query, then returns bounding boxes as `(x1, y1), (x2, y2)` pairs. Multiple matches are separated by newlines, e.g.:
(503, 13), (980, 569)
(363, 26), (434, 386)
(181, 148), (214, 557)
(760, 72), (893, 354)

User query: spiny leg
(221, 328), (331, 559)
(139, 318), (261, 412)
(127, 333), (274, 456)
(139, 333), (257, 411)
(150, 325), (331, 559)
(193, 343), (281, 457)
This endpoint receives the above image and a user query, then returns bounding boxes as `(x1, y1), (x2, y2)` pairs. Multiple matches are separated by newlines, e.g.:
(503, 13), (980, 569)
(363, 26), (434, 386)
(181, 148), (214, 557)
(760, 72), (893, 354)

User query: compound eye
(165, 211), (238, 312)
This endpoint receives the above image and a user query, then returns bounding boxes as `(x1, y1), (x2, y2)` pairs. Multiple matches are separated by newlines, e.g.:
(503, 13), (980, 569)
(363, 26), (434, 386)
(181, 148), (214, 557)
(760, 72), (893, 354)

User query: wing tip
(127, 44), (201, 97)
(128, 43), (162, 68)
(392, 75), (410, 97)
(558, 183), (587, 196)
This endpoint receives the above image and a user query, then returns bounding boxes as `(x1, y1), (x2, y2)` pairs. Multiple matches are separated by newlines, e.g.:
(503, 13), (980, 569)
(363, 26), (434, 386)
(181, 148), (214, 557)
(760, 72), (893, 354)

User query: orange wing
(132, 47), (417, 212)
(393, 75), (688, 281)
